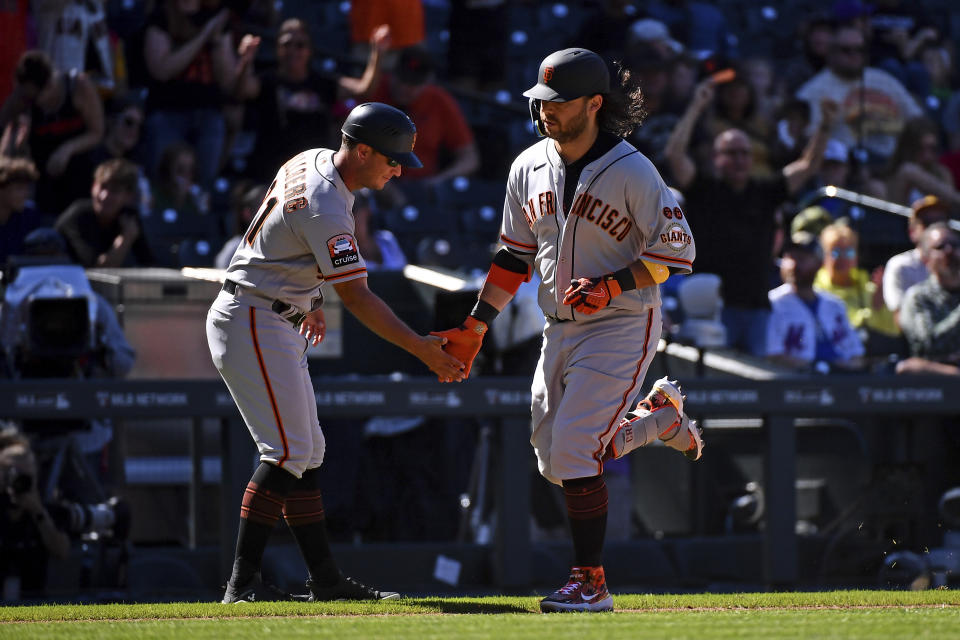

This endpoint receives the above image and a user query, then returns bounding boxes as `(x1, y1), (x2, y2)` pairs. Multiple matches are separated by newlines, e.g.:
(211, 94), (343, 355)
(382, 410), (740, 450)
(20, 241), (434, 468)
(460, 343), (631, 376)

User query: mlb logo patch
(327, 234), (359, 267)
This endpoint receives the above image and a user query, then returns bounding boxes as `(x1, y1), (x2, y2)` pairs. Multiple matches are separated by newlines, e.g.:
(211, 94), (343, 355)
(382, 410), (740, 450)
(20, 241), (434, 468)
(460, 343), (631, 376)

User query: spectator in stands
(626, 46), (680, 169)
(817, 139), (887, 201)
(82, 95), (146, 176)
(664, 53), (700, 115)
(0, 0), (31, 102)
(814, 223), (903, 358)
(54, 158), (154, 268)
(0, 50), (105, 217)
(862, 0), (942, 97)
(741, 57), (778, 127)
(141, 0), (242, 190)
(665, 77), (835, 356)
(575, 0), (635, 66)
(706, 69), (773, 178)
(152, 141), (207, 222)
(642, 0), (735, 62)
(627, 18), (684, 61)
(917, 40), (953, 125)
(0, 157), (42, 265)
(0, 427), (70, 601)
(237, 19), (392, 182)
(769, 99), (812, 170)
(883, 195), (951, 322)
(796, 23), (922, 165)
(371, 46), (479, 184)
(791, 205), (834, 238)
(215, 180), (264, 269)
(943, 87), (960, 189)
(32, 0), (114, 91)
(71, 94), (150, 217)
(884, 117), (960, 208)
(350, 0), (423, 56)
(805, 138), (888, 220)
(767, 231), (865, 372)
(353, 189), (406, 271)
(782, 15), (834, 95)
(897, 223), (960, 376)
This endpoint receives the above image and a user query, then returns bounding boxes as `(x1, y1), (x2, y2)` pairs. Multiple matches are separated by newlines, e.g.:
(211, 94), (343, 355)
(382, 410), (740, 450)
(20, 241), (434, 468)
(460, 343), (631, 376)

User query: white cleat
(605, 377), (704, 461)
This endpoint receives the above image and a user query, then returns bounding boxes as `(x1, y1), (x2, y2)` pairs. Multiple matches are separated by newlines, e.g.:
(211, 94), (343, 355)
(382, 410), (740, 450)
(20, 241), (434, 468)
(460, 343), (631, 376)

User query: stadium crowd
(1, 0), (958, 373)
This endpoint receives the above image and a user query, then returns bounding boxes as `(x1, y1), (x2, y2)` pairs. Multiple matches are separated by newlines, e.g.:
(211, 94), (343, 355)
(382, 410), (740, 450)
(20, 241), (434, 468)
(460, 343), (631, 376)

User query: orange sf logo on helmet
(543, 66), (554, 83)
(410, 132), (417, 151)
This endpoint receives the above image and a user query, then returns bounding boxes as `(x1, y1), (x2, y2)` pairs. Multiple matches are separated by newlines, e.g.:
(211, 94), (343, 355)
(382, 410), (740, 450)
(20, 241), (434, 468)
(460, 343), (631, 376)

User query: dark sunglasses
(838, 45), (865, 55)
(121, 115), (142, 128)
(829, 248), (856, 259)
(279, 39), (309, 49)
(931, 238), (960, 252)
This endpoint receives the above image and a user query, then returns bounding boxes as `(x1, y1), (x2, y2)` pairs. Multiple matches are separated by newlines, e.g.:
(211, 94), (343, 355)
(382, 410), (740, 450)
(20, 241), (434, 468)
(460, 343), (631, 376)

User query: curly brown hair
(597, 60), (647, 138)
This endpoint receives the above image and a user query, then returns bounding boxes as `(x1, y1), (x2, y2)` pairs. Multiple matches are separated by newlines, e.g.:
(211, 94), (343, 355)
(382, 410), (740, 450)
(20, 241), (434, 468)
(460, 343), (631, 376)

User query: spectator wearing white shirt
(796, 24), (922, 164)
(883, 195), (951, 324)
(767, 231), (865, 372)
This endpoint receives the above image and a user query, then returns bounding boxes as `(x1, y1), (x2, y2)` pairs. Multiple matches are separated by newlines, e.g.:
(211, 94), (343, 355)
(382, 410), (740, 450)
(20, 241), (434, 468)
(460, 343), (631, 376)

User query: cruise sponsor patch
(327, 234), (359, 267)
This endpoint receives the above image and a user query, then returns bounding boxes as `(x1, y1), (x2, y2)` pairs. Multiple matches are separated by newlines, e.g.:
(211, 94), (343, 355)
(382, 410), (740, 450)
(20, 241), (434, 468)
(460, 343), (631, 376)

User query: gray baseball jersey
(206, 148), (367, 477)
(500, 137), (696, 483)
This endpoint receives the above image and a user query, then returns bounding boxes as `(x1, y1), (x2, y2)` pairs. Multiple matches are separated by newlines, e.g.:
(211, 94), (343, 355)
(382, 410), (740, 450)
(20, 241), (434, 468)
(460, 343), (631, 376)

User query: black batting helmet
(341, 102), (422, 168)
(523, 48), (610, 102)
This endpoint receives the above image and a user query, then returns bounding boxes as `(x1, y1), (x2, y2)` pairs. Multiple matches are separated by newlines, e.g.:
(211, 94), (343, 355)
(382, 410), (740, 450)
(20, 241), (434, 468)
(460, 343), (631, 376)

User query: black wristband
(469, 300), (499, 325)
(612, 267), (637, 292)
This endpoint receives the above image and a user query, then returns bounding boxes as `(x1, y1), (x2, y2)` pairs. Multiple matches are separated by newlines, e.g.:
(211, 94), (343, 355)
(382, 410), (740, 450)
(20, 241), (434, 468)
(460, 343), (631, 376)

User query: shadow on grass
(414, 599), (534, 614)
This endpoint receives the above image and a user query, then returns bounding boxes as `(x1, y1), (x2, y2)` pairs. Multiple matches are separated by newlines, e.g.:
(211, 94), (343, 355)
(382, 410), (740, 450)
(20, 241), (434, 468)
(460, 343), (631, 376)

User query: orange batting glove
(429, 316), (487, 379)
(563, 275), (623, 315)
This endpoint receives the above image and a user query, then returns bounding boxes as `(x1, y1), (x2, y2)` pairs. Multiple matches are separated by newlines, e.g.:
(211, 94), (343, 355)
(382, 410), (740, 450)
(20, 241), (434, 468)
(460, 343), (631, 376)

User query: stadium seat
(177, 237), (217, 268)
(674, 273), (727, 349)
(460, 205), (502, 242)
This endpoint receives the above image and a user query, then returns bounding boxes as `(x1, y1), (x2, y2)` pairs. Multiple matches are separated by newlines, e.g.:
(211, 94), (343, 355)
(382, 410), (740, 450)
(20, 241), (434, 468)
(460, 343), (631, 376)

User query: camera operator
(3, 227), (135, 481)
(0, 426), (70, 601)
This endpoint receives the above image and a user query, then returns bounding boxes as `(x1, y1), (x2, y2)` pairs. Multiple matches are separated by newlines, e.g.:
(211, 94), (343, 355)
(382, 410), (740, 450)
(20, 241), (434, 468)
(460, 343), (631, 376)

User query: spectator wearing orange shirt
(372, 46), (479, 184)
(351, 0), (424, 51)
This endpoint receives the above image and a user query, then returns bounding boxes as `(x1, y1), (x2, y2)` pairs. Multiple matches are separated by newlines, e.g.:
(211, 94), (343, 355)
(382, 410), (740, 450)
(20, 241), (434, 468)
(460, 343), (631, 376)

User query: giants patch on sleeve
(327, 234), (359, 267)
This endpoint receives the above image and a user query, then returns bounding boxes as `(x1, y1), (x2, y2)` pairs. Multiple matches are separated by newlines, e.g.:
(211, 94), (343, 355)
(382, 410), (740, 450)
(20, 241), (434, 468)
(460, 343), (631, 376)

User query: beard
(544, 105), (589, 144)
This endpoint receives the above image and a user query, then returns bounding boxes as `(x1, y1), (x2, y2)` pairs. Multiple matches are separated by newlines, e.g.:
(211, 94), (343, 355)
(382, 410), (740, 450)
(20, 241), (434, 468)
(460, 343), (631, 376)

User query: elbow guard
(487, 248), (532, 296)
(642, 260), (670, 284)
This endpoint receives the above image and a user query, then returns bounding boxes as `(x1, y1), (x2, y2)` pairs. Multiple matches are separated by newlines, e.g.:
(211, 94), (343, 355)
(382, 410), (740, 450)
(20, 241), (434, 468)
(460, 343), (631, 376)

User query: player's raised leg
(605, 377), (704, 461)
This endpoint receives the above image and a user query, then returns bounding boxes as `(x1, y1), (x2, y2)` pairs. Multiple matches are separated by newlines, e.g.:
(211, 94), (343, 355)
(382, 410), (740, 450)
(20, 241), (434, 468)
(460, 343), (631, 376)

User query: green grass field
(2, 591), (959, 640)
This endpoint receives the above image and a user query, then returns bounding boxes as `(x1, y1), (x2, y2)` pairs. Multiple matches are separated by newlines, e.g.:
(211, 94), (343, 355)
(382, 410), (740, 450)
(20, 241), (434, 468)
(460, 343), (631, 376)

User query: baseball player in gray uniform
(208, 102), (466, 604)
(432, 48), (703, 612)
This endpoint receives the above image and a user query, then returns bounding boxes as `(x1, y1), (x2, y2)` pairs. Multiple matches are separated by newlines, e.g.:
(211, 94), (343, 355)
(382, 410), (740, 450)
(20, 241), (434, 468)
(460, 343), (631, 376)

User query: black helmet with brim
(341, 102), (423, 168)
(523, 48), (610, 102)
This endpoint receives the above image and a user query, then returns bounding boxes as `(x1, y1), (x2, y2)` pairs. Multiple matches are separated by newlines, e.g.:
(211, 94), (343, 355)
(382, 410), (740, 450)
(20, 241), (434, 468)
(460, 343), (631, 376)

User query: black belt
(222, 280), (306, 327)
(545, 314), (571, 323)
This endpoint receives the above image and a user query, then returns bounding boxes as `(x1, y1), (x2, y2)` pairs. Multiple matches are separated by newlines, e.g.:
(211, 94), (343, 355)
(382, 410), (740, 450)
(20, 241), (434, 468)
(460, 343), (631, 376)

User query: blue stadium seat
(177, 237), (217, 268)
(434, 176), (505, 213)
(460, 205), (502, 243)
(140, 208), (220, 268)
